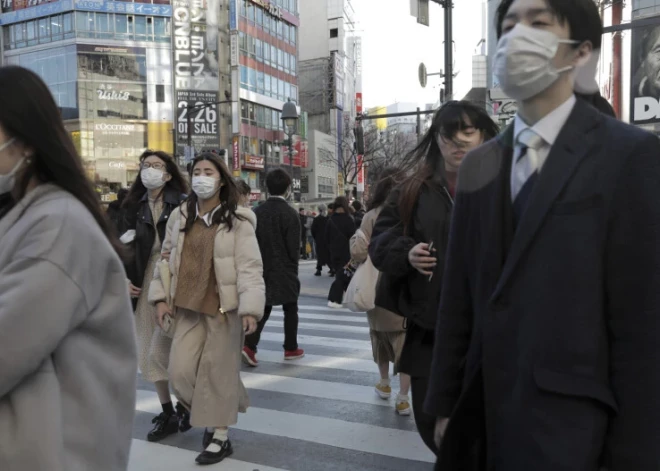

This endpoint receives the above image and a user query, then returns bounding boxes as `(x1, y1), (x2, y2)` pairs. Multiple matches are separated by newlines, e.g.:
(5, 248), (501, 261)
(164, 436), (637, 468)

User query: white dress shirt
(195, 203), (222, 227)
(511, 94), (577, 177)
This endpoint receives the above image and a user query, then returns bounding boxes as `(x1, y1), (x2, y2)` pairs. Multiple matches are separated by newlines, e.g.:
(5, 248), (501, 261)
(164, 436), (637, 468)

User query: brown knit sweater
(175, 218), (220, 315)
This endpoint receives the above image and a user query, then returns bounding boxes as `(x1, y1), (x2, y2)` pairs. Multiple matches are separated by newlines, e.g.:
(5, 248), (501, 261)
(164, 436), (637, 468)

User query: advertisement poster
(172, 0), (220, 156)
(631, 21), (660, 124)
(232, 136), (240, 175)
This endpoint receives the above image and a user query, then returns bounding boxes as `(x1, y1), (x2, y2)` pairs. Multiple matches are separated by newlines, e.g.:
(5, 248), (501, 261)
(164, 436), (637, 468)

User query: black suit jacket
(425, 99), (660, 470)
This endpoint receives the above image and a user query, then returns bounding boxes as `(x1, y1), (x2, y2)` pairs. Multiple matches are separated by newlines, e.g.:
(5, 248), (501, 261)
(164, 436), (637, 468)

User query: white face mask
(0, 138), (22, 195)
(494, 24), (579, 101)
(141, 167), (166, 190)
(192, 175), (220, 200)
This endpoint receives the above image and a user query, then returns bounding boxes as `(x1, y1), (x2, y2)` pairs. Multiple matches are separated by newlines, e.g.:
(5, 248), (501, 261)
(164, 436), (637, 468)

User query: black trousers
(412, 375), (439, 456)
(327, 262), (349, 303)
(244, 303), (299, 352)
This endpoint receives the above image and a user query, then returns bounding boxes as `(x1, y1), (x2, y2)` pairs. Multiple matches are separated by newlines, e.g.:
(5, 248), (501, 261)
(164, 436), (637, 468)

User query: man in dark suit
(243, 169), (305, 366)
(425, 1), (660, 470)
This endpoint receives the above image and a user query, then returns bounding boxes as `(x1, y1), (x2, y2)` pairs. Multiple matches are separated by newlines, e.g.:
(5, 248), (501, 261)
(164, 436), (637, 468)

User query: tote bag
(345, 255), (378, 312)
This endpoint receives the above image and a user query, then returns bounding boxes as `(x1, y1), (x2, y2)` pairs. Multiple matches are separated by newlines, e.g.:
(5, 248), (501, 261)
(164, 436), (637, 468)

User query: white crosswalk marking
(128, 297), (434, 470)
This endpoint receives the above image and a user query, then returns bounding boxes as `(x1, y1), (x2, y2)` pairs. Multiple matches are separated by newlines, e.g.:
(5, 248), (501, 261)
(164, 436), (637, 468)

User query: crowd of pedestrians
(3, 0), (660, 469)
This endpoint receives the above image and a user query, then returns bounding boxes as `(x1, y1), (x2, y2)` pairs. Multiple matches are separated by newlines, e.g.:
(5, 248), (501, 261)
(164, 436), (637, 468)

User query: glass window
(240, 0), (247, 17)
(146, 16), (155, 40)
(264, 74), (271, 97)
(263, 42), (270, 65)
(115, 15), (128, 39)
(284, 82), (290, 101)
(272, 109), (278, 130)
(96, 13), (112, 39)
(255, 39), (262, 62)
(257, 70), (264, 94)
(278, 79), (284, 101)
(76, 12), (90, 32)
(277, 49), (283, 71)
(271, 76), (278, 97)
(290, 55), (296, 75)
(248, 36), (255, 57)
(271, 45), (277, 66)
(290, 85), (297, 101)
(239, 31), (247, 52)
(256, 105), (265, 127)
(241, 100), (248, 122)
(265, 107), (272, 128)
(240, 66), (248, 85)
(248, 67), (256, 92)
(38, 17), (49, 43)
(241, 136), (249, 153)
(277, 19), (283, 38)
(290, 26), (296, 46)
(250, 138), (258, 155)
(263, 14), (270, 33)
(134, 15), (147, 38)
(283, 23), (289, 43)
(50, 15), (63, 39)
(63, 13), (74, 38)
(26, 21), (37, 46)
(283, 52), (290, 74)
(248, 102), (255, 122)
(256, 6), (263, 27)
(247, 3), (255, 22)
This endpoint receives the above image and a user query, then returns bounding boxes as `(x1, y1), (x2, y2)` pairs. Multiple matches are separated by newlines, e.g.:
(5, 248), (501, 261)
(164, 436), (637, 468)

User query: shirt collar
(513, 94), (577, 147)
(195, 203), (222, 227)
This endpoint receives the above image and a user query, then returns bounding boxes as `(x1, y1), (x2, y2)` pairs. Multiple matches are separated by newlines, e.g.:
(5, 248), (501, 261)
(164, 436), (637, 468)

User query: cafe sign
(243, 154), (264, 170)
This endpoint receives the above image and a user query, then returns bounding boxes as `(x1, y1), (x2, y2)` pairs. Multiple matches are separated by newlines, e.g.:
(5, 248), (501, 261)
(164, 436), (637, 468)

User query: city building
(298, 0), (361, 196)
(229, 0), (306, 202)
(0, 0), (175, 197)
(300, 129), (336, 204)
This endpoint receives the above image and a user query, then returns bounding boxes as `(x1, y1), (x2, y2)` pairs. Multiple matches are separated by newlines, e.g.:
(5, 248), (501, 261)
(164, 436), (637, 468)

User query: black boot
(315, 270), (321, 276)
(196, 439), (233, 465)
(176, 402), (192, 433)
(147, 412), (179, 442)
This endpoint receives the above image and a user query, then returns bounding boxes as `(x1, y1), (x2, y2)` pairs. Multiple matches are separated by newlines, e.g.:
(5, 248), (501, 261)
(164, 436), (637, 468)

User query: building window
(241, 100), (249, 122)
(240, 0), (247, 17)
(291, 26), (296, 46)
(255, 39), (263, 62)
(247, 3), (255, 22)
(241, 136), (249, 154)
(256, 6), (263, 27)
(264, 74), (271, 97)
(330, 28), (338, 38)
(263, 43), (270, 65)
(290, 85), (298, 102)
(290, 55), (296, 75)
(248, 36), (256, 57)
(240, 66), (248, 86)
(277, 49), (283, 71)
(277, 19), (283, 38)
(239, 31), (247, 53)
(156, 84), (165, 103)
(257, 70), (264, 94)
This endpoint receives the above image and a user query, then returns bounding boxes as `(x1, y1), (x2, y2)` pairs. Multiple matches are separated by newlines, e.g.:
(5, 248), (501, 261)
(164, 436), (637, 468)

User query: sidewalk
(298, 259), (334, 299)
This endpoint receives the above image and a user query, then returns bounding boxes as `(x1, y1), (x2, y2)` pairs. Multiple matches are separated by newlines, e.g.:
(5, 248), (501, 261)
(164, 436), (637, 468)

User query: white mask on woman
(493, 23), (581, 101)
(0, 138), (23, 195)
(140, 167), (166, 190)
(192, 175), (220, 200)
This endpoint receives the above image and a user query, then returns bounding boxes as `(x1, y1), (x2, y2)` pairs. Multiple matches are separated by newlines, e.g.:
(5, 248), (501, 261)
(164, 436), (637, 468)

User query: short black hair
(351, 200), (362, 212)
(495, 0), (603, 50)
(236, 179), (251, 196)
(266, 168), (292, 196)
(328, 203), (335, 210)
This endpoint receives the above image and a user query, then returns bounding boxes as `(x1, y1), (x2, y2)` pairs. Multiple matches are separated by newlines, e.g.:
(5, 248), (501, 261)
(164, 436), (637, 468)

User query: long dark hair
(123, 150), (188, 207)
(367, 167), (404, 212)
(332, 196), (351, 215)
(184, 152), (243, 232)
(397, 101), (499, 229)
(0, 66), (124, 256)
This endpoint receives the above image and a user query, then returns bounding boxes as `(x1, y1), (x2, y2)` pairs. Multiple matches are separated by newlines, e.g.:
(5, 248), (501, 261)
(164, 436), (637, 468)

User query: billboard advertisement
(631, 21), (660, 124)
(172, 0), (220, 156)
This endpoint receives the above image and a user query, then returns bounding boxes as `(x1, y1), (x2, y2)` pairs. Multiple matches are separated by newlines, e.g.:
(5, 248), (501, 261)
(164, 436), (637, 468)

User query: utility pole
(430, 0), (453, 101)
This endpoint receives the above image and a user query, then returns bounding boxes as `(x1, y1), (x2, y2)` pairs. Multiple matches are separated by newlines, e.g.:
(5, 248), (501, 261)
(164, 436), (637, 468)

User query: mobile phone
(428, 241), (435, 282)
(162, 313), (173, 334)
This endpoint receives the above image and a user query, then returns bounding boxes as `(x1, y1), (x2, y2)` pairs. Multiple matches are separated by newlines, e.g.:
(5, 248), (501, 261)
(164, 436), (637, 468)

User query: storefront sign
(97, 84), (130, 101)
(230, 32), (239, 67)
(631, 21), (660, 124)
(357, 154), (364, 192)
(94, 123), (136, 135)
(172, 0), (220, 156)
(356, 92), (363, 114)
(243, 154), (264, 170)
(249, 0), (281, 19)
(232, 137), (240, 174)
(249, 192), (261, 202)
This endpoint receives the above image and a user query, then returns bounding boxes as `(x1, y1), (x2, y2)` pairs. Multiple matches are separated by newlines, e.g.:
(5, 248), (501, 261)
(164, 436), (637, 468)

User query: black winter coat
(255, 197), (301, 305)
(369, 183), (453, 332)
(325, 212), (356, 268)
(311, 214), (330, 265)
(124, 188), (185, 288)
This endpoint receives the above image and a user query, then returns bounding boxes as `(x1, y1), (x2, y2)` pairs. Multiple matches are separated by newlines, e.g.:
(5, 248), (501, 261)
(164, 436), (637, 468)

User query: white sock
(379, 378), (391, 387)
(205, 428), (228, 453)
(397, 393), (409, 402)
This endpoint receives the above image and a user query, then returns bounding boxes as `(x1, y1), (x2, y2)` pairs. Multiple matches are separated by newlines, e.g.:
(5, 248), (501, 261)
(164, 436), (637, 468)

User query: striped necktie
(511, 130), (545, 225)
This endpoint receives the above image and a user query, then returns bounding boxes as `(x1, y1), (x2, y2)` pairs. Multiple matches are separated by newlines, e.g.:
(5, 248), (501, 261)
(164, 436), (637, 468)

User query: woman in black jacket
(369, 101), (498, 454)
(325, 196), (356, 308)
(122, 149), (188, 442)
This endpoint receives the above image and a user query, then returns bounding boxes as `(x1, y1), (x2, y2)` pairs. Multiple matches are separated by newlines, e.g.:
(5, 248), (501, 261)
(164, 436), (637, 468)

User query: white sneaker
(327, 301), (343, 309)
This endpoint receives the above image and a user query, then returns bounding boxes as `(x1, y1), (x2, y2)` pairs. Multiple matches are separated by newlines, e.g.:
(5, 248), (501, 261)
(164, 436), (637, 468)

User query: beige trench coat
(149, 206), (265, 427)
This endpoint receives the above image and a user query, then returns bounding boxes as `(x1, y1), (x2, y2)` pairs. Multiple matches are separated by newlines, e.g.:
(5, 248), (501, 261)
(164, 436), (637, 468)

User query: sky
(351, 0), (488, 109)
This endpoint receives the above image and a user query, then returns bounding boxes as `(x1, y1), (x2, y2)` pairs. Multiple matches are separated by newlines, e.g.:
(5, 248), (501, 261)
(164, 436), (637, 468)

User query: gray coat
(0, 185), (137, 471)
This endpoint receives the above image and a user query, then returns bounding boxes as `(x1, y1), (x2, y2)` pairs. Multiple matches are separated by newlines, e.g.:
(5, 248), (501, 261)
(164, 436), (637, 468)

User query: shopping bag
(157, 258), (176, 338)
(345, 255), (378, 312)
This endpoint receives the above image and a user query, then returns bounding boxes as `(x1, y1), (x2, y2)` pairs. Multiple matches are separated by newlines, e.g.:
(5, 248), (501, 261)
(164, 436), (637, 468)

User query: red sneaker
(284, 348), (305, 361)
(242, 346), (258, 367)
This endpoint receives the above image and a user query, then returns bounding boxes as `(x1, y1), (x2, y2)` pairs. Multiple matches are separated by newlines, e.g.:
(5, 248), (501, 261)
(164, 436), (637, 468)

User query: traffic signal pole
(431, 0), (453, 100)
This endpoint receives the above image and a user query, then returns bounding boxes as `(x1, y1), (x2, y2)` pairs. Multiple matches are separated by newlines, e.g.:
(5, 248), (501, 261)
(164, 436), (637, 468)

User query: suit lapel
(491, 100), (603, 301)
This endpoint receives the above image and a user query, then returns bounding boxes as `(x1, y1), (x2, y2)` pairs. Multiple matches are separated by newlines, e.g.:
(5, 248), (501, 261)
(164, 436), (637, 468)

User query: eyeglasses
(141, 162), (166, 170)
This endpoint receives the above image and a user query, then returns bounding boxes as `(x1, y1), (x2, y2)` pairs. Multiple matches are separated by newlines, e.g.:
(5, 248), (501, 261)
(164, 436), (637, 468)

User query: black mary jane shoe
(195, 439), (233, 465)
(147, 412), (179, 442)
(176, 402), (192, 433)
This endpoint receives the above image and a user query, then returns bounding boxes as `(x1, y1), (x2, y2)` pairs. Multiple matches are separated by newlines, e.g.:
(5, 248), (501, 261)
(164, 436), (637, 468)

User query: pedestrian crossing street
(128, 296), (435, 470)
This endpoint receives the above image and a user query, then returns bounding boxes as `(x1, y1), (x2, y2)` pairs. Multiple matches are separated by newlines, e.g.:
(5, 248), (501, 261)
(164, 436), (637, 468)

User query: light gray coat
(0, 185), (137, 471)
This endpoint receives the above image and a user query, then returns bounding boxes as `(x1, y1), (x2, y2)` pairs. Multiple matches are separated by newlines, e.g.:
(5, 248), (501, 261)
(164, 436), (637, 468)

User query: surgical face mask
(494, 23), (580, 101)
(140, 167), (166, 190)
(192, 175), (220, 200)
(0, 138), (22, 195)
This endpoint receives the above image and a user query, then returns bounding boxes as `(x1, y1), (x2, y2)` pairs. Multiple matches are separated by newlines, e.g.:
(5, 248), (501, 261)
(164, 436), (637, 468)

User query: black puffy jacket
(369, 181), (453, 331)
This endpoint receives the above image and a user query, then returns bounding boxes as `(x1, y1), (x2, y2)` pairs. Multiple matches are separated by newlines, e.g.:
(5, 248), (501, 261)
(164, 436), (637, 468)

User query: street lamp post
(281, 99), (299, 199)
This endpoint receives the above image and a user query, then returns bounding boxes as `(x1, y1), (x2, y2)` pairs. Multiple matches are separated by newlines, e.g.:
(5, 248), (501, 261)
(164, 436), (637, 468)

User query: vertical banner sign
(357, 154), (364, 192)
(232, 136), (240, 176)
(356, 93), (363, 114)
(229, 0), (237, 30)
(631, 22), (660, 125)
(173, 0), (220, 156)
(230, 32), (239, 67)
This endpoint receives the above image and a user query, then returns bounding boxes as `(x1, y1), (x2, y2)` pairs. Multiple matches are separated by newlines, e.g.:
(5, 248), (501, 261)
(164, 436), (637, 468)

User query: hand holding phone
(427, 241), (435, 281)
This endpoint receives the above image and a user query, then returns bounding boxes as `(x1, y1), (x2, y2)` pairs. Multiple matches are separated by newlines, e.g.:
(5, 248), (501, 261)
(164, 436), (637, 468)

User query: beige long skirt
(168, 308), (249, 428)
